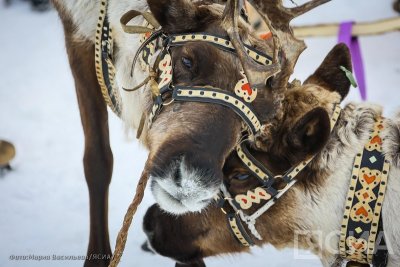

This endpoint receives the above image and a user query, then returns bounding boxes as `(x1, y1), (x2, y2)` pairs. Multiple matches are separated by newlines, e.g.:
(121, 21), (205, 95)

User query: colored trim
(173, 86), (262, 134)
(226, 213), (254, 247)
(340, 118), (389, 264)
(169, 33), (273, 66)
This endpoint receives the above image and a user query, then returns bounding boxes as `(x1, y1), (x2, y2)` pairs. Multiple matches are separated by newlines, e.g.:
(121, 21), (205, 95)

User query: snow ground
(0, 1), (399, 267)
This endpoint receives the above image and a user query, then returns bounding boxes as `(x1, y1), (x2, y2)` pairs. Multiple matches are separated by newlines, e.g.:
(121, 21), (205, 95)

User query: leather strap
(94, 0), (122, 117)
(221, 105), (342, 245)
(236, 142), (275, 185)
(172, 86), (262, 134)
(168, 33), (273, 66)
(226, 213), (254, 247)
(340, 118), (390, 265)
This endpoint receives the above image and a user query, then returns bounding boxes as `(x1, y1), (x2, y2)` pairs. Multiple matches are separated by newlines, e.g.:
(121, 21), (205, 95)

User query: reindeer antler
(222, 0), (281, 88)
(248, 0), (331, 91)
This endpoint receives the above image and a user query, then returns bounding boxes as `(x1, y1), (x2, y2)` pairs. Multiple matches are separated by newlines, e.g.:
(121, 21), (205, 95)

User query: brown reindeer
(52, 0), (329, 265)
(142, 43), (400, 267)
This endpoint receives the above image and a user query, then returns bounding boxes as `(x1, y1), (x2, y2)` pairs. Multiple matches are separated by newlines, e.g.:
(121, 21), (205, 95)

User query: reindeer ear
(147, 0), (213, 33)
(304, 43), (352, 100)
(288, 108), (331, 156)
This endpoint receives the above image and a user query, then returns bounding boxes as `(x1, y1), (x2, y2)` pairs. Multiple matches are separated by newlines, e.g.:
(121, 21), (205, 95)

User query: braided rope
(108, 170), (149, 267)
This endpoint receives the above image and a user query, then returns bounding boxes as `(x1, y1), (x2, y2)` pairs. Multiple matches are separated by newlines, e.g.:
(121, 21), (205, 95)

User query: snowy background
(0, 0), (399, 266)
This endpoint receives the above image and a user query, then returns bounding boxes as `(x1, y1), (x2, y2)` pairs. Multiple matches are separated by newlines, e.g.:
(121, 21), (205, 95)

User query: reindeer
(142, 41), (400, 267)
(51, 0), (329, 265)
(52, 0), (331, 265)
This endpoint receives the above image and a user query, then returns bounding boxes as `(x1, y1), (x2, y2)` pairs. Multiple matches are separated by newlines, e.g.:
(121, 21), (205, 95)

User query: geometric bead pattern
(234, 71), (257, 103)
(227, 214), (253, 247)
(234, 187), (271, 210)
(174, 87), (262, 133)
(157, 53), (173, 90)
(339, 118), (390, 265)
(350, 167), (381, 223)
(170, 34), (273, 66)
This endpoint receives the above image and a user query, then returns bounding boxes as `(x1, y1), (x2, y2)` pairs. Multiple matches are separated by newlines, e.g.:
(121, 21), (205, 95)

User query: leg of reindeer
(65, 39), (113, 267)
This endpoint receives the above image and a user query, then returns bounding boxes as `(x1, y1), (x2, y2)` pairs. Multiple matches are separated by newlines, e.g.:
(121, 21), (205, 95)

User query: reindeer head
(143, 43), (353, 264)
(145, 0), (329, 215)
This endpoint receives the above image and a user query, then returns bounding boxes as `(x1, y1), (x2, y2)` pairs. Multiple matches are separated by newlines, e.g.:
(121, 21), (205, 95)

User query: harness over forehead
(119, 9), (276, 140)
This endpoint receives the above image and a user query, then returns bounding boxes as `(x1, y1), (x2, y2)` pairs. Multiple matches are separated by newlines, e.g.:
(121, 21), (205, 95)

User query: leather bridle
(119, 11), (274, 139)
(215, 104), (342, 246)
(97, 3), (389, 265)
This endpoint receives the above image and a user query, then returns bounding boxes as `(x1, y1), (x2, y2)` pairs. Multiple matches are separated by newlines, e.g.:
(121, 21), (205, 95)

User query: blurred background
(0, 0), (399, 266)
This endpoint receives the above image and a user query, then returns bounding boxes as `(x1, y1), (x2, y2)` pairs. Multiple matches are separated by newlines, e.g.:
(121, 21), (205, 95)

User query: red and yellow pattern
(340, 118), (390, 264)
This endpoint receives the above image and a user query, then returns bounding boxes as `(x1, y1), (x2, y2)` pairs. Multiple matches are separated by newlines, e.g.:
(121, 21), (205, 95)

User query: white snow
(0, 1), (399, 267)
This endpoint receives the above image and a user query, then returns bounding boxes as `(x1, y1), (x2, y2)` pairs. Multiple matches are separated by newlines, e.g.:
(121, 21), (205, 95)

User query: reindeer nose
(148, 150), (223, 214)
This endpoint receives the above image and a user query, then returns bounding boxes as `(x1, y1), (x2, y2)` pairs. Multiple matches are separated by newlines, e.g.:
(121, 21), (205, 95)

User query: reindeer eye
(181, 57), (192, 69)
(233, 173), (250, 180)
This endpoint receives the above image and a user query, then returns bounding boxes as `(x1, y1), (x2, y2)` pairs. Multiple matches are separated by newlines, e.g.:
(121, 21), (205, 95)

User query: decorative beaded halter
(95, 1), (274, 140)
(215, 104), (342, 246)
(340, 118), (390, 266)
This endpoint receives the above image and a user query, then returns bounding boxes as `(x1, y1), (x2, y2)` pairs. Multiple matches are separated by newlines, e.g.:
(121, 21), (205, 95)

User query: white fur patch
(151, 159), (219, 214)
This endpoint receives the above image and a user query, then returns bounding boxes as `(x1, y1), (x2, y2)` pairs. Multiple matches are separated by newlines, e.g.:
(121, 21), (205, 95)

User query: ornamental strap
(226, 213), (255, 247)
(168, 33), (273, 66)
(236, 143), (275, 184)
(340, 118), (390, 265)
(220, 105), (342, 246)
(234, 104), (342, 210)
(94, 0), (122, 117)
(173, 86), (262, 134)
